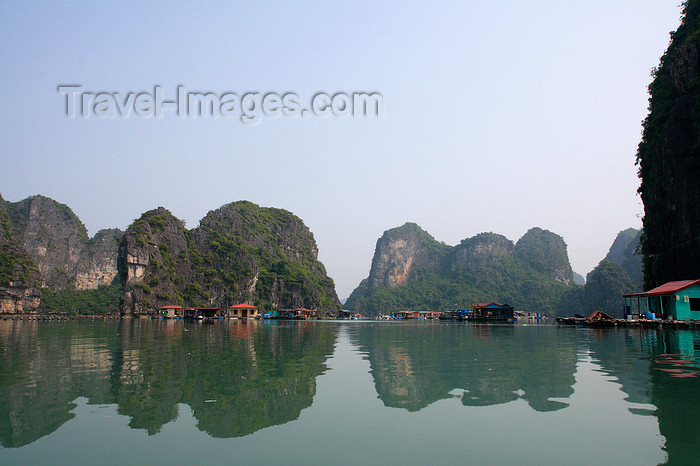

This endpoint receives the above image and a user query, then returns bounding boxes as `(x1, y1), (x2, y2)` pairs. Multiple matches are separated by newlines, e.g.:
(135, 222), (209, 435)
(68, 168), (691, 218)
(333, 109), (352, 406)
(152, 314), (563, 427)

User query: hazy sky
(0, 1), (684, 298)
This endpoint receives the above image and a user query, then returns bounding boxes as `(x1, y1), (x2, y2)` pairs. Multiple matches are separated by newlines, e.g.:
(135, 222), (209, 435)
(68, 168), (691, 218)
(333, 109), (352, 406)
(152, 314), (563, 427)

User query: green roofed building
(624, 280), (700, 321)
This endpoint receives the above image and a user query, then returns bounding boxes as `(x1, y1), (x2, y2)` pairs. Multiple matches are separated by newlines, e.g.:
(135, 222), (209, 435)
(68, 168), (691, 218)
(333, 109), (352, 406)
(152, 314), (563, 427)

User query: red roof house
(228, 303), (259, 318)
(623, 280), (700, 320)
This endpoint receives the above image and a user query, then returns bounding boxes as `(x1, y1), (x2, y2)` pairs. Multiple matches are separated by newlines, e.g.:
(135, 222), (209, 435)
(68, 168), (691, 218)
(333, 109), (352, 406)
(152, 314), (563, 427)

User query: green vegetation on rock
(347, 225), (643, 317)
(346, 225), (574, 316)
(559, 229), (643, 318)
(39, 278), (123, 314)
(0, 199), (41, 288)
(637, 0), (700, 289)
(119, 202), (340, 314)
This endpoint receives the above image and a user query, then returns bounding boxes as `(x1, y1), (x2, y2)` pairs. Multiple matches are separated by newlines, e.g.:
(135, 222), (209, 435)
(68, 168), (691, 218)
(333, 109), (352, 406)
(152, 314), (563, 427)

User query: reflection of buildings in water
(229, 320), (258, 369)
(647, 330), (700, 380)
(647, 331), (700, 465)
(589, 328), (700, 465)
(593, 329), (699, 405)
(161, 319), (183, 337)
(229, 319), (258, 340)
(588, 327), (610, 343)
(674, 331), (698, 361)
(470, 324), (494, 341)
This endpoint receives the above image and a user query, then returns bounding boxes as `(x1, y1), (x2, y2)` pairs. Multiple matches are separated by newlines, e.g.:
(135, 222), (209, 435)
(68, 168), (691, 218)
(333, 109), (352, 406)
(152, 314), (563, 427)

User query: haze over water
(1, 319), (698, 464)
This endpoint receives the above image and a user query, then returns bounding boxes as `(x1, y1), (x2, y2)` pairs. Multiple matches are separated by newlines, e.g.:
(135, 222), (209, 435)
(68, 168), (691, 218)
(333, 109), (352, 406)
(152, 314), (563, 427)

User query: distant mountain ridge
(0, 194), (644, 317)
(345, 224), (574, 316)
(0, 194), (340, 315)
(347, 224), (643, 317)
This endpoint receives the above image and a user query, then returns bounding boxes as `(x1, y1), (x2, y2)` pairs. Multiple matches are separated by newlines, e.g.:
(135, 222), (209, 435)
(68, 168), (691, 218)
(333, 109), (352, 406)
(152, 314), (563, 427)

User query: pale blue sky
(0, 1), (684, 298)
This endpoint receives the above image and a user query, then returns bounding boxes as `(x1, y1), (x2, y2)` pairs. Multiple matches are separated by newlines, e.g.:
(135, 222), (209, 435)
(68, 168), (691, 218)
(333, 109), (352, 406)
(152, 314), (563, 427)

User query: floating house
(182, 307), (222, 319)
(337, 310), (363, 320)
(392, 310), (441, 320)
(623, 279), (700, 321)
(440, 309), (469, 320)
(228, 303), (259, 319)
(263, 309), (306, 319)
(160, 305), (184, 319)
(198, 307), (223, 319)
(464, 302), (515, 321)
(295, 308), (317, 319)
(514, 310), (544, 320)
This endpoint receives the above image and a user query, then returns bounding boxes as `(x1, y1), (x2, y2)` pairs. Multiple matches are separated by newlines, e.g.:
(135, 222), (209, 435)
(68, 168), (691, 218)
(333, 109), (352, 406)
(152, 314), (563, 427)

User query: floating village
(7, 279), (699, 329)
(150, 301), (520, 322)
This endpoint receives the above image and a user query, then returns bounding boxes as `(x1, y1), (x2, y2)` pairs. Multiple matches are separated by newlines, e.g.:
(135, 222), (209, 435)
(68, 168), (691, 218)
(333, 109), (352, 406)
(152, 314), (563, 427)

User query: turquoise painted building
(624, 280), (700, 320)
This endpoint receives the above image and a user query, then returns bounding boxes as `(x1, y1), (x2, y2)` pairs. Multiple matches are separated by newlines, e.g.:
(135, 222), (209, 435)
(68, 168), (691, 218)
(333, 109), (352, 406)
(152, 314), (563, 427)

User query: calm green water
(1, 319), (699, 465)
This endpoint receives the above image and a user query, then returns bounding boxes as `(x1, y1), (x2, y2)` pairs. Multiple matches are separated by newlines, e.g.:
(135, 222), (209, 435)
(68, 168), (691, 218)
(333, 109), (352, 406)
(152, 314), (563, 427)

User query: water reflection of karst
(352, 324), (577, 413)
(0, 319), (337, 445)
(0, 320), (117, 447)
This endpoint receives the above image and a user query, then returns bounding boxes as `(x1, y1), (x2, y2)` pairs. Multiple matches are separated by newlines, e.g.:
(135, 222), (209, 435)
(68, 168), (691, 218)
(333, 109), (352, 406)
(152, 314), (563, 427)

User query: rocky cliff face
(602, 228), (643, 290)
(11, 195), (88, 290)
(118, 207), (192, 315)
(572, 272), (585, 286)
(118, 201), (340, 315)
(584, 261), (635, 316)
(0, 195), (42, 313)
(2, 195), (122, 292)
(515, 228), (573, 284)
(559, 228), (643, 317)
(346, 224), (575, 315)
(604, 228), (639, 264)
(0, 194), (339, 315)
(365, 223), (448, 289)
(74, 228), (123, 290)
(637, 1), (700, 289)
(452, 232), (514, 270)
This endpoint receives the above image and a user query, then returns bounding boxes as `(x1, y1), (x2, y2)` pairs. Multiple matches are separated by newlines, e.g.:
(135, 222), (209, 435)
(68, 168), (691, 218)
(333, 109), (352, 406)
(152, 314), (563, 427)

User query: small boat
(584, 310), (615, 327)
(555, 317), (585, 325)
(556, 311), (616, 327)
